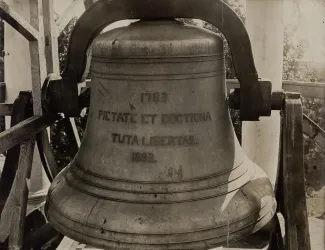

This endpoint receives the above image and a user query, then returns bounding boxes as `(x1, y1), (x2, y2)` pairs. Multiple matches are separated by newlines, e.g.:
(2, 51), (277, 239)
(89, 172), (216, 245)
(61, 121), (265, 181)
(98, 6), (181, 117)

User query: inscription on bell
(161, 112), (212, 124)
(98, 110), (212, 125)
(98, 110), (137, 123)
(98, 96), (212, 164)
(111, 133), (199, 147)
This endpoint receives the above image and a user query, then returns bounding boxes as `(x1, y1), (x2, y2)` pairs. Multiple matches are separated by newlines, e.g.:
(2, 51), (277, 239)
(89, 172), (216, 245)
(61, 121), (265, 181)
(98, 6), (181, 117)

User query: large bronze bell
(45, 19), (276, 249)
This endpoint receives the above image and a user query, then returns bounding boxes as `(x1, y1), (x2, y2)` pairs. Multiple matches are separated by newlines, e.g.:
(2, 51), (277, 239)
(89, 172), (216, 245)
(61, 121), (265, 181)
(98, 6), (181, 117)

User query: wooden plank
(0, 0), (39, 41)
(226, 79), (325, 100)
(0, 92), (33, 223)
(0, 103), (12, 116)
(0, 115), (59, 154)
(42, 0), (59, 74)
(282, 92), (311, 250)
(0, 138), (35, 245)
(8, 138), (35, 249)
(57, 236), (80, 250)
(70, 118), (81, 147)
(0, 83), (5, 132)
(29, 0), (47, 116)
(283, 80), (325, 100)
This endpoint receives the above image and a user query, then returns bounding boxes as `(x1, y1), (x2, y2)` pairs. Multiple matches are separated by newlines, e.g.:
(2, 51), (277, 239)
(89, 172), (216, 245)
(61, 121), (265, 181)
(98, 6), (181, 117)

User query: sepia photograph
(0, 0), (324, 249)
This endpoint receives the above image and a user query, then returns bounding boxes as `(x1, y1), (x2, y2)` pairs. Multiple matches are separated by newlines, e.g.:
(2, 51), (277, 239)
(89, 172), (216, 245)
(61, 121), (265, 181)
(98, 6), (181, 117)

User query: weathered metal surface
(271, 90), (285, 111)
(46, 20), (276, 249)
(282, 92), (311, 250)
(41, 73), (79, 117)
(228, 80), (274, 115)
(59, 215), (325, 250)
(51, 0), (263, 120)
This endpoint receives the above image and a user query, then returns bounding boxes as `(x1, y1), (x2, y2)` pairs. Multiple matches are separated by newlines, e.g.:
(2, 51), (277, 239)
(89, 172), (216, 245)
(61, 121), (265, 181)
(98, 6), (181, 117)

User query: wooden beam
(226, 80), (325, 100)
(42, 0), (60, 74)
(282, 92), (311, 250)
(57, 236), (80, 250)
(0, 103), (12, 116)
(282, 80), (325, 100)
(8, 138), (35, 249)
(70, 118), (81, 147)
(0, 115), (59, 154)
(29, 0), (47, 116)
(0, 0), (39, 41)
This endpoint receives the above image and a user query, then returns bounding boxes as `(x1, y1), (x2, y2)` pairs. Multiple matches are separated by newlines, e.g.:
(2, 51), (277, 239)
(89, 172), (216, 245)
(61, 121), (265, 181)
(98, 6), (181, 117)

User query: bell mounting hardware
(42, 0), (277, 121)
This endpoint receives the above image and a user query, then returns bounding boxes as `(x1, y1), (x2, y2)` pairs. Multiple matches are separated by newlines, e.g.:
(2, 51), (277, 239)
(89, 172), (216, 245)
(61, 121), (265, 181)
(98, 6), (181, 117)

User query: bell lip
(46, 197), (276, 249)
(45, 164), (277, 248)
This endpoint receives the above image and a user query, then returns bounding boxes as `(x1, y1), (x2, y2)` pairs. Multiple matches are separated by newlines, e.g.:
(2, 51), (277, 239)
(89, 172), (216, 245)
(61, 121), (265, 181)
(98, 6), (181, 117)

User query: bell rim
(45, 164), (276, 248)
(46, 191), (276, 249)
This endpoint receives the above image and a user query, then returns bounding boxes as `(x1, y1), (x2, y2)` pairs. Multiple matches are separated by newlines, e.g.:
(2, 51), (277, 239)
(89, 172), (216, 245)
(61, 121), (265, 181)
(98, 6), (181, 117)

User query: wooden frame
(0, 1), (51, 248)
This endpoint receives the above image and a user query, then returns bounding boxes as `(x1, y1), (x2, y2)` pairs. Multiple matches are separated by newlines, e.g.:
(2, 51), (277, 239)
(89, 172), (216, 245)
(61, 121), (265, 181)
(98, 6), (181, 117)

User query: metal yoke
(41, 0), (273, 121)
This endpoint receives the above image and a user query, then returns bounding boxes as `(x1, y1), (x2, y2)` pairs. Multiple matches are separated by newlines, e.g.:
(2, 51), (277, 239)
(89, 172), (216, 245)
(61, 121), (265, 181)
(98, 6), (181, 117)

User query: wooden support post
(8, 138), (35, 249)
(70, 118), (81, 147)
(42, 0), (59, 75)
(0, 83), (5, 132)
(282, 92), (311, 250)
(243, 0), (284, 187)
(29, 0), (46, 116)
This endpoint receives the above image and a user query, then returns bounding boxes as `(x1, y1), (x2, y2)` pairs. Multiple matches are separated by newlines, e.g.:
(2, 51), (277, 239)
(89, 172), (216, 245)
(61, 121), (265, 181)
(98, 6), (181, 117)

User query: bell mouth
(46, 160), (276, 249)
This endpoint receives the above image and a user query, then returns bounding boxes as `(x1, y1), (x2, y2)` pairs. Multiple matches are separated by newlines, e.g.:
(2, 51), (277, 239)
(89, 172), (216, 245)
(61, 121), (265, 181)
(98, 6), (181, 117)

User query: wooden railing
(226, 79), (325, 100)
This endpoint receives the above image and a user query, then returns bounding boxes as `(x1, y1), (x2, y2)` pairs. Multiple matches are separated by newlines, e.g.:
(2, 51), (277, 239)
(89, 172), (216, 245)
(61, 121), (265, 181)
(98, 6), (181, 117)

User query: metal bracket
(41, 73), (79, 117)
(228, 79), (282, 117)
(265, 92), (311, 250)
